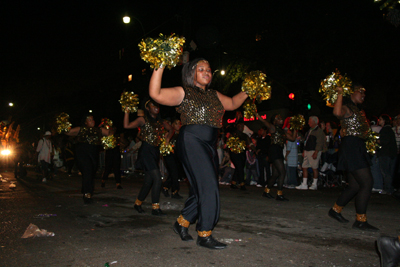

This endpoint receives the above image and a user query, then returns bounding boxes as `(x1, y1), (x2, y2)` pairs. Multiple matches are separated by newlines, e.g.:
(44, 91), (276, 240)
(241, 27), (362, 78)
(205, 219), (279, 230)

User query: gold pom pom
(99, 118), (113, 129)
(319, 69), (353, 106)
(56, 112), (72, 134)
(365, 129), (381, 155)
(138, 33), (185, 70)
(289, 115), (306, 131)
(243, 100), (257, 120)
(101, 135), (117, 150)
(120, 91), (139, 113)
(159, 137), (174, 156)
(241, 71), (271, 101)
(226, 137), (246, 154)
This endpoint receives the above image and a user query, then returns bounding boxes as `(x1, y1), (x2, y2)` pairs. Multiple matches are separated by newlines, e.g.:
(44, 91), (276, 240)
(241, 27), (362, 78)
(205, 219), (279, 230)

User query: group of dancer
(60, 58), (400, 260)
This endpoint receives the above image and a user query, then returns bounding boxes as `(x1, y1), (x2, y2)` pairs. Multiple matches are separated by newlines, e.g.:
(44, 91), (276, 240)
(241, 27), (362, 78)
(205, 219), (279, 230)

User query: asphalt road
(0, 167), (399, 267)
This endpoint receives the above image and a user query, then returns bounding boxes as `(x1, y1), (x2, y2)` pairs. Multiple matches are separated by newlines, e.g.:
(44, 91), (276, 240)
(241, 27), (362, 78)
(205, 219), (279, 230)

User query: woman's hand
(336, 87), (344, 95)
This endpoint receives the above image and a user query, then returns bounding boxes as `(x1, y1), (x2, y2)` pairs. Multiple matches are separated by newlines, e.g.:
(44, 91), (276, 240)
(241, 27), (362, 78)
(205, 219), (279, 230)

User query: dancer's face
(146, 102), (159, 116)
(351, 86), (366, 104)
(172, 120), (182, 131)
(85, 116), (95, 128)
(194, 61), (212, 89)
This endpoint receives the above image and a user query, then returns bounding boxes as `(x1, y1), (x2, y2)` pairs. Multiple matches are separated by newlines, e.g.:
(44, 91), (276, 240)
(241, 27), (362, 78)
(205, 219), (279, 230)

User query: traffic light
(307, 103), (311, 110)
(288, 93), (295, 100)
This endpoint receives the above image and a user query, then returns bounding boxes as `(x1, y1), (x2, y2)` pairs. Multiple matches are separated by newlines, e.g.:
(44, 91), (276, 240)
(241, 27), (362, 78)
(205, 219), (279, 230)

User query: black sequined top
(77, 127), (102, 145)
(177, 86), (225, 128)
(138, 119), (164, 147)
(271, 127), (285, 147)
(341, 104), (369, 140)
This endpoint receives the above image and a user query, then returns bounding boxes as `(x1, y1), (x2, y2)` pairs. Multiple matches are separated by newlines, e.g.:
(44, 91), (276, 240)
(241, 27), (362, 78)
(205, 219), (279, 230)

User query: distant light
(9, 103), (13, 107)
(307, 104), (312, 110)
(123, 16), (130, 24)
(220, 70), (225, 75)
(1, 149), (11, 156)
(288, 93), (295, 100)
(89, 110), (93, 113)
(37, 127), (41, 130)
(128, 74), (132, 82)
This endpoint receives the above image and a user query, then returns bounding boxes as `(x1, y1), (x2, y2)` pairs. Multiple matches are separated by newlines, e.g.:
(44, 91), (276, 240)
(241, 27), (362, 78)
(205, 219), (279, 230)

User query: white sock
(312, 178), (318, 185)
(302, 178), (307, 185)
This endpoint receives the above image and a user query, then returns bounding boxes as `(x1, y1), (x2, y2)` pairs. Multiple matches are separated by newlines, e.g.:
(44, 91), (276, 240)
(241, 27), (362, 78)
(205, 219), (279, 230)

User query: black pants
(335, 167), (373, 214)
(102, 147), (121, 184)
(163, 153), (183, 192)
(267, 158), (286, 191)
(257, 154), (271, 186)
(177, 125), (220, 232)
(230, 151), (246, 185)
(75, 143), (99, 195)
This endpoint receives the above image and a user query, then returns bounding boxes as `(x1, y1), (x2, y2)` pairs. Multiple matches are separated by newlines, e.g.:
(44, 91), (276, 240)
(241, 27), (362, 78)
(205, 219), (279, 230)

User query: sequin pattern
(139, 120), (164, 146)
(177, 86), (225, 128)
(341, 104), (369, 139)
(77, 127), (102, 145)
(271, 128), (285, 146)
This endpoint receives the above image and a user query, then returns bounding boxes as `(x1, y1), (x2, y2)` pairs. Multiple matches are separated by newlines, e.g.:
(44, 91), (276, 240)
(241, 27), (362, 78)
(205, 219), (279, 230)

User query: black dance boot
(152, 209), (166, 216)
(173, 222), (193, 241)
(83, 193), (93, 204)
(352, 221), (379, 232)
(262, 192), (274, 199)
(197, 235), (227, 250)
(276, 195), (289, 201)
(162, 188), (170, 197)
(134, 204), (145, 213)
(328, 208), (349, 223)
(377, 235), (400, 267)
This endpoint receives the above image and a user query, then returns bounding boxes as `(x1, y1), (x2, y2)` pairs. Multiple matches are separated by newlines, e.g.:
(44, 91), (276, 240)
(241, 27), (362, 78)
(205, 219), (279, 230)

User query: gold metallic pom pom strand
(56, 112), (72, 134)
(241, 70), (272, 101)
(289, 115), (306, 131)
(101, 135), (117, 150)
(99, 118), (113, 130)
(226, 137), (246, 154)
(319, 69), (353, 107)
(159, 137), (174, 156)
(120, 91), (139, 113)
(365, 129), (381, 155)
(138, 33), (185, 70)
(243, 99), (257, 120)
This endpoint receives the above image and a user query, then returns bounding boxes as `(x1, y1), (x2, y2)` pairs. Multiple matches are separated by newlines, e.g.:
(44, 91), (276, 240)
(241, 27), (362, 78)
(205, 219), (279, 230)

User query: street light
(9, 103), (13, 107)
(122, 15), (145, 36)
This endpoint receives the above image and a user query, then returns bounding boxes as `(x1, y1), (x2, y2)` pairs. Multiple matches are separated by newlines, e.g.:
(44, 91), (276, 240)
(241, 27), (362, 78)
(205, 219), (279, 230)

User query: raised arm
(217, 91), (248, 111)
(256, 113), (276, 134)
(149, 67), (185, 106)
(65, 126), (81, 137)
(333, 87), (350, 119)
(124, 112), (145, 129)
(163, 121), (174, 143)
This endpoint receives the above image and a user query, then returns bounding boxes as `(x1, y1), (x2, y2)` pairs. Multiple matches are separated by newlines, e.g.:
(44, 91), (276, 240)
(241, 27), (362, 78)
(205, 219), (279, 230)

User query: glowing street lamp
(123, 16), (130, 24)
(9, 103), (14, 107)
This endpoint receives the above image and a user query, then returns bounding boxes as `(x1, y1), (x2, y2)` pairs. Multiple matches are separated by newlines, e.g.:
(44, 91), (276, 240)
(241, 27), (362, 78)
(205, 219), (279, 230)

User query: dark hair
(80, 113), (93, 127)
(380, 114), (392, 126)
(182, 58), (212, 89)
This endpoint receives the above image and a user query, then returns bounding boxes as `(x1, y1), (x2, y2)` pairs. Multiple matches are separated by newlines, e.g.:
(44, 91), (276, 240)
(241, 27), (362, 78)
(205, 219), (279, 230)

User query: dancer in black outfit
(149, 58), (249, 249)
(65, 114), (110, 204)
(100, 126), (123, 189)
(162, 118), (185, 199)
(229, 119), (252, 191)
(328, 85), (379, 231)
(256, 113), (297, 201)
(124, 99), (173, 216)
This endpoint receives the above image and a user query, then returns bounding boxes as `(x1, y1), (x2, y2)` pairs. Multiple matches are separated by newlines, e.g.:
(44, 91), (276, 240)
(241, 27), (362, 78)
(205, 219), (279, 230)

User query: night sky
(2, 0), (400, 141)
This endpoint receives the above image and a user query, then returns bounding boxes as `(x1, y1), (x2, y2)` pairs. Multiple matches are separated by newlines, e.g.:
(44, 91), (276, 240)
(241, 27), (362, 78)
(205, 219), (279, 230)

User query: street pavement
(0, 167), (399, 267)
